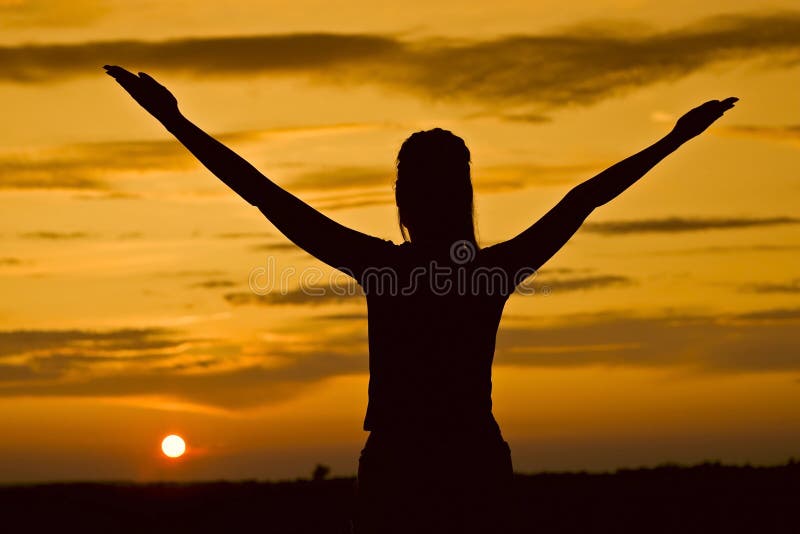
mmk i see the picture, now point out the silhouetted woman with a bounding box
[104,65,736,533]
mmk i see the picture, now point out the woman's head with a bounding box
[395,128,476,246]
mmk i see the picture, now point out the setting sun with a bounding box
[161,435,186,458]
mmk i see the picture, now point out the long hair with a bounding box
[395,128,477,246]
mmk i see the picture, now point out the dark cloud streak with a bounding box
[1,306,798,409]
[721,124,800,143]
[742,279,800,294]
[0,138,197,191]
[1,12,799,111]
[497,309,800,372]
[0,326,367,409]
[224,273,633,308]
[0,327,183,358]
[224,287,363,307]
[519,274,632,293]
[18,231,93,240]
[0,33,402,82]
[583,216,800,235]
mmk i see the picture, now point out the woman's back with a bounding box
[361,240,512,433]
[355,242,517,533]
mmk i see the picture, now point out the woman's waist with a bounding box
[360,416,510,468]
[366,411,503,442]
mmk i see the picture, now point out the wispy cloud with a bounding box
[1,306,798,410]
[287,162,592,193]
[288,166,393,191]
[0,33,401,82]
[649,244,800,256]
[0,353,365,409]
[0,326,367,409]
[0,327,184,358]
[276,161,597,210]
[285,160,590,193]
[583,216,800,235]
[16,359,368,410]
[0,138,196,191]
[224,287,363,306]
[224,273,632,308]
[721,124,800,146]
[0,125,377,192]
[250,242,308,253]
[215,231,273,239]
[313,194,395,211]
[188,279,238,289]
[496,308,800,372]
[735,308,800,321]
[154,269,229,278]
[476,163,599,190]
[742,279,800,294]
[463,109,553,123]
[316,313,368,322]
[519,274,632,294]
[3,12,799,112]
[18,231,93,240]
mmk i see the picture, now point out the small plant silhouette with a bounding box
[312,463,331,481]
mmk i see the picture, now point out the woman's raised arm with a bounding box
[104,66,391,278]
[483,97,738,288]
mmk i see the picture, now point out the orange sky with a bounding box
[1,0,799,482]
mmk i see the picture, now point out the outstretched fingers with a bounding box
[103,65,137,82]
[700,97,738,110]
[698,97,738,120]
[103,65,144,94]
[104,66,166,96]
[720,96,739,110]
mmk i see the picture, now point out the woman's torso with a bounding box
[360,241,512,433]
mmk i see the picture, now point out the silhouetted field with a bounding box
[1,461,798,533]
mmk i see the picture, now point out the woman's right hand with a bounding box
[104,65,181,124]
[671,97,738,142]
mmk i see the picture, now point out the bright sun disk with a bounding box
[161,434,186,458]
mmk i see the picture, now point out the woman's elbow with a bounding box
[566,183,598,212]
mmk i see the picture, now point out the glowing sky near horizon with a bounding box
[0,0,799,481]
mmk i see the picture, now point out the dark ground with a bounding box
[1,461,798,533]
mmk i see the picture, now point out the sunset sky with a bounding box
[1,0,799,482]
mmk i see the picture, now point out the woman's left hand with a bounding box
[670,97,738,142]
[104,65,181,123]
